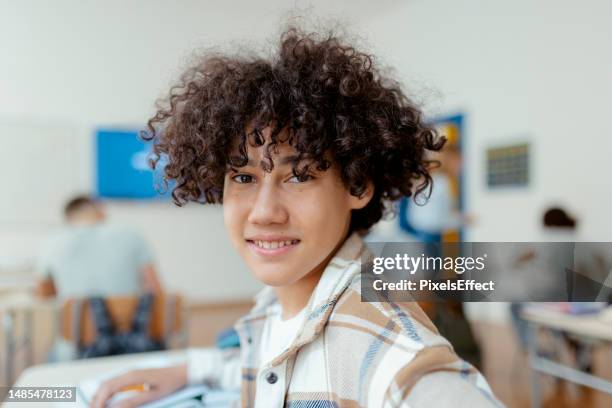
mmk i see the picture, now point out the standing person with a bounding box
[92,29,501,407]
[35,195,162,298]
[401,144,468,241]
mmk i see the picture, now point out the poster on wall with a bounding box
[486,143,530,188]
[398,114,464,243]
[95,129,170,200]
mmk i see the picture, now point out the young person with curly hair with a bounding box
[92,29,500,408]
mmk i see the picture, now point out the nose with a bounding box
[247,179,289,226]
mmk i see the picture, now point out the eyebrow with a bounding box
[246,155,299,167]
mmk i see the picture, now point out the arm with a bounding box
[140,263,163,294]
[379,345,501,408]
[34,239,57,298]
[92,347,241,408]
[386,368,502,408]
[92,364,187,408]
[123,227,161,294]
[34,276,57,299]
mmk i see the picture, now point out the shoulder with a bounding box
[39,227,78,254]
[325,275,500,407]
[400,369,502,407]
[335,273,448,344]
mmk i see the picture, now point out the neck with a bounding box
[275,268,322,320]
[274,231,350,320]
[69,219,99,227]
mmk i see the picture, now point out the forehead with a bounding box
[228,125,301,168]
[227,124,334,173]
[244,143,298,166]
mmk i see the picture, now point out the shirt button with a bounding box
[266,371,278,384]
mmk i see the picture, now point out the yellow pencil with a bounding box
[119,383,150,393]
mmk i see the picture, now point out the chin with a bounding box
[252,265,299,287]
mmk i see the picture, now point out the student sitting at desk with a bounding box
[92,28,501,407]
[35,196,164,360]
[35,195,162,299]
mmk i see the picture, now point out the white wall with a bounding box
[2,0,611,303]
[364,0,612,243]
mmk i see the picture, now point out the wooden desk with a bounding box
[2,350,187,407]
[522,306,612,341]
[521,306,612,408]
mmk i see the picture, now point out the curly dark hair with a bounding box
[144,28,445,234]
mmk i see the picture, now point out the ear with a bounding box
[348,180,374,210]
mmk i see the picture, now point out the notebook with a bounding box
[75,357,240,407]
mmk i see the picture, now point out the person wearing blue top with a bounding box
[35,195,162,298]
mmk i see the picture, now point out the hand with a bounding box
[91,364,187,408]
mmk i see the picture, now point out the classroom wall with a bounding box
[1,0,610,302]
[360,0,612,242]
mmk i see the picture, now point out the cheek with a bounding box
[292,185,352,244]
[222,193,247,241]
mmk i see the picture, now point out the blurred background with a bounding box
[1,1,611,407]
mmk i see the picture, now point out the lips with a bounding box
[245,236,301,256]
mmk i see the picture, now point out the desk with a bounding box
[2,350,187,407]
[522,306,612,408]
[0,295,54,387]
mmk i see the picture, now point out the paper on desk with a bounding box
[75,355,239,408]
[75,355,179,404]
[78,384,239,408]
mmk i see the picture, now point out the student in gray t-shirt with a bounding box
[35,195,162,299]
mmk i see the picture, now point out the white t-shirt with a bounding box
[255,303,306,408]
[258,303,306,367]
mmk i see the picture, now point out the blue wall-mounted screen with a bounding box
[95,129,169,199]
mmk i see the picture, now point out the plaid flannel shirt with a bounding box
[188,232,502,407]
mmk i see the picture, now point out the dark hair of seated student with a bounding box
[543,207,577,229]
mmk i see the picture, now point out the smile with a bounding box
[246,239,300,256]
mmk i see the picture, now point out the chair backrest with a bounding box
[59,293,183,346]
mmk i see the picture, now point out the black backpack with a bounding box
[78,293,165,358]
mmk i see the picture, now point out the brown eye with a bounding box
[232,174,254,184]
[287,173,314,183]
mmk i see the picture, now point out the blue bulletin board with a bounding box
[95,129,169,200]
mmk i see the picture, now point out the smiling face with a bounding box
[222,127,372,288]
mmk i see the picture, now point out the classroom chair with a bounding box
[57,293,188,357]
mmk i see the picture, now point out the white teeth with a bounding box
[253,240,298,249]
